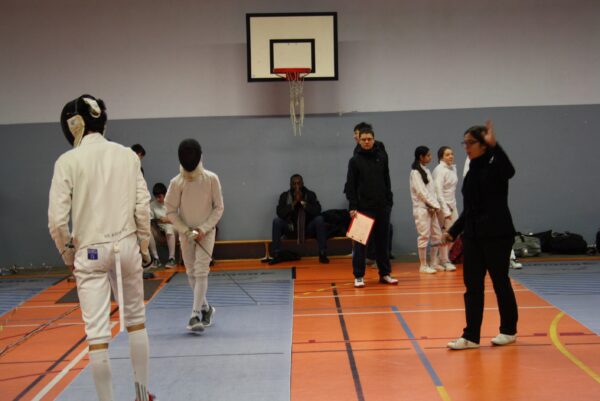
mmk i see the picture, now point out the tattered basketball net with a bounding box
[274,68,311,136]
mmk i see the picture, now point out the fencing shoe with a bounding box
[187,316,205,332]
[201,305,216,327]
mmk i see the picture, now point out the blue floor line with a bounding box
[391,306,444,387]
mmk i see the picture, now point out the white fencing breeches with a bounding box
[74,233,146,345]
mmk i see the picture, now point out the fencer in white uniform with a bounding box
[48,95,156,401]
[410,146,443,274]
[432,146,459,271]
[165,139,224,332]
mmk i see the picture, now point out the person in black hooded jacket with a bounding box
[346,126,398,287]
[444,121,518,350]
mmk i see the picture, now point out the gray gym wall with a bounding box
[1,0,599,267]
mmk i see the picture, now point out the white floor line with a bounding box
[31,322,117,401]
[31,346,89,401]
[294,304,555,317]
[295,288,530,299]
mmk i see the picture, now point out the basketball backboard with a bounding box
[246,12,338,82]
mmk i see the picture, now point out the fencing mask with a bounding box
[60,94,107,147]
[178,139,202,172]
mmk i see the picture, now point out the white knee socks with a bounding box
[89,348,113,401]
[418,247,428,267]
[149,235,159,260]
[128,328,150,401]
[439,244,449,264]
[167,234,176,260]
[192,276,208,317]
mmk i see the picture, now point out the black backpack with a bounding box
[531,230,553,252]
[548,232,588,254]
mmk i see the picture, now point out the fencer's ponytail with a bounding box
[411,146,430,184]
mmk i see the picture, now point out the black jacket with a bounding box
[346,146,393,211]
[344,141,388,195]
[448,144,516,240]
[276,187,322,228]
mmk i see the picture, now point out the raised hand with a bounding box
[484,120,497,147]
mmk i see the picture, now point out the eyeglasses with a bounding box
[461,139,479,147]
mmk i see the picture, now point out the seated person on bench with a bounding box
[149,182,177,268]
[270,174,330,264]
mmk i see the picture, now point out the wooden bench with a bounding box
[212,237,352,261]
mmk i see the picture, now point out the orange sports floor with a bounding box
[1,258,600,401]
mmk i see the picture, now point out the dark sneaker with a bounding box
[201,305,216,327]
[319,252,330,264]
[187,316,204,332]
[165,258,176,268]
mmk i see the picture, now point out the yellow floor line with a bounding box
[436,385,452,401]
[549,311,600,384]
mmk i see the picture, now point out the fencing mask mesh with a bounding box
[178,139,202,172]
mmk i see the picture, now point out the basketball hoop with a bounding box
[274,68,311,136]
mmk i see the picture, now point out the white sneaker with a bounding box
[379,275,398,285]
[447,337,480,350]
[510,259,522,269]
[419,265,437,274]
[431,264,445,272]
[491,333,517,346]
[443,262,456,271]
[354,277,365,288]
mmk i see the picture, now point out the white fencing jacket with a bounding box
[165,163,224,237]
[48,133,151,264]
[409,166,440,211]
[432,161,458,218]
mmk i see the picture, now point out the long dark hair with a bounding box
[411,146,430,184]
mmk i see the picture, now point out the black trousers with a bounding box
[461,236,518,343]
[352,208,391,279]
[367,223,393,259]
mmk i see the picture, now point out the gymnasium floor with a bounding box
[1,256,599,400]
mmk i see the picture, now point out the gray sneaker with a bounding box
[201,305,216,327]
[187,316,204,332]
